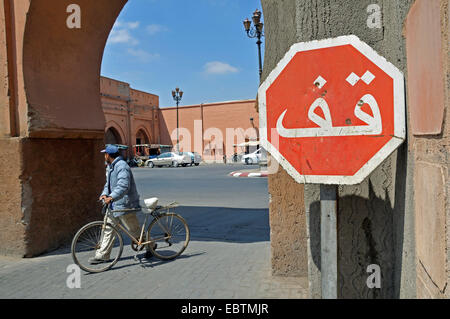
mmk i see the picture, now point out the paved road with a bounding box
[0,164,307,299]
[135,163,269,209]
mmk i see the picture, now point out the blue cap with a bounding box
[101,145,119,155]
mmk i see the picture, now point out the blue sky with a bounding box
[101,0,264,107]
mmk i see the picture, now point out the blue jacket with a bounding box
[101,156,140,216]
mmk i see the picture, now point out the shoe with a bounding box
[88,257,110,264]
[144,244,157,259]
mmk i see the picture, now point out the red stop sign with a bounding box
[259,36,405,185]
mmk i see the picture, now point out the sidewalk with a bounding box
[0,240,308,299]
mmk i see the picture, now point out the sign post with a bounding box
[320,184,338,299]
[320,184,338,298]
[258,35,406,298]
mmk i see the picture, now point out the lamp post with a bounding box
[172,87,183,152]
[250,117,259,142]
[243,9,264,80]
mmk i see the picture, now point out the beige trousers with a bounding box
[95,213,142,259]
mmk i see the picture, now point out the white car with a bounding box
[242,148,262,165]
[145,152,191,168]
[185,152,202,166]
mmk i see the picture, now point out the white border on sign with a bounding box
[258,35,406,185]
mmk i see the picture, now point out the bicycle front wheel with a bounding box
[146,213,190,260]
[71,221,123,273]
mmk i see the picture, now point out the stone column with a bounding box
[261,0,309,279]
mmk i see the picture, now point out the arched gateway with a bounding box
[0,0,127,256]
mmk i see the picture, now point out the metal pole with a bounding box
[257,38,263,80]
[320,184,338,299]
[176,100,179,152]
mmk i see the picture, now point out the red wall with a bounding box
[159,100,259,161]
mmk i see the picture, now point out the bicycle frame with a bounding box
[102,204,174,248]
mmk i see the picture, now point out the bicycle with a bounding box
[71,198,190,273]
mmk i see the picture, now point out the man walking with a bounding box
[89,145,149,264]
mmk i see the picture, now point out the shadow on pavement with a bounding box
[40,205,269,260]
[81,252,207,274]
[173,206,269,243]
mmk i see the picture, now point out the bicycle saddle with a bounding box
[144,197,159,211]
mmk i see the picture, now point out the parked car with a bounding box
[241,148,262,165]
[145,152,191,168]
[184,152,202,166]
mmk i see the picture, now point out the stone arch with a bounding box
[105,120,126,145]
[135,126,152,156]
[0,0,128,256]
[135,126,152,145]
[22,0,128,137]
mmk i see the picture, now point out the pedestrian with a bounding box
[89,145,152,264]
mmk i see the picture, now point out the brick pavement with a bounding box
[0,239,308,299]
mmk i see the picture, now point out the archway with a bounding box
[135,127,150,145]
[105,120,127,145]
[105,127,123,145]
[134,127,151,156]
[0,0,270,262]
[0,0,127,257]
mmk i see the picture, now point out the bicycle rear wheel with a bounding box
[71,221,123,273]
[146,213,190,260]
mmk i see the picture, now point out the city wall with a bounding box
[159,100,259,161]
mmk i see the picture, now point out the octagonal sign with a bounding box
[258,35,405,185]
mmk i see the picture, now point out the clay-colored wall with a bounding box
[0,0,29,137]
[0,137,106,258]
[23,0,127,138]
[0,0,9,136]
[105,113,128,143]
[203,101,259,157]
[159,100,259,159]
[405,0,449,299]
[101,76,131,100]
[0,138,25,255]
[163,105,201,152]
[159,107,178,147]
[101,76,160,153]
[101,77,130,146]
[268,168,308,276]
[261,0,308,280]
[20,138,105,257]
[0,0,12,136]
[131,88,158,107]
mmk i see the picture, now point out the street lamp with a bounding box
[243,9,264,80]
[172,88,183,152]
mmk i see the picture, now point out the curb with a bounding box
[229,171,268,178]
